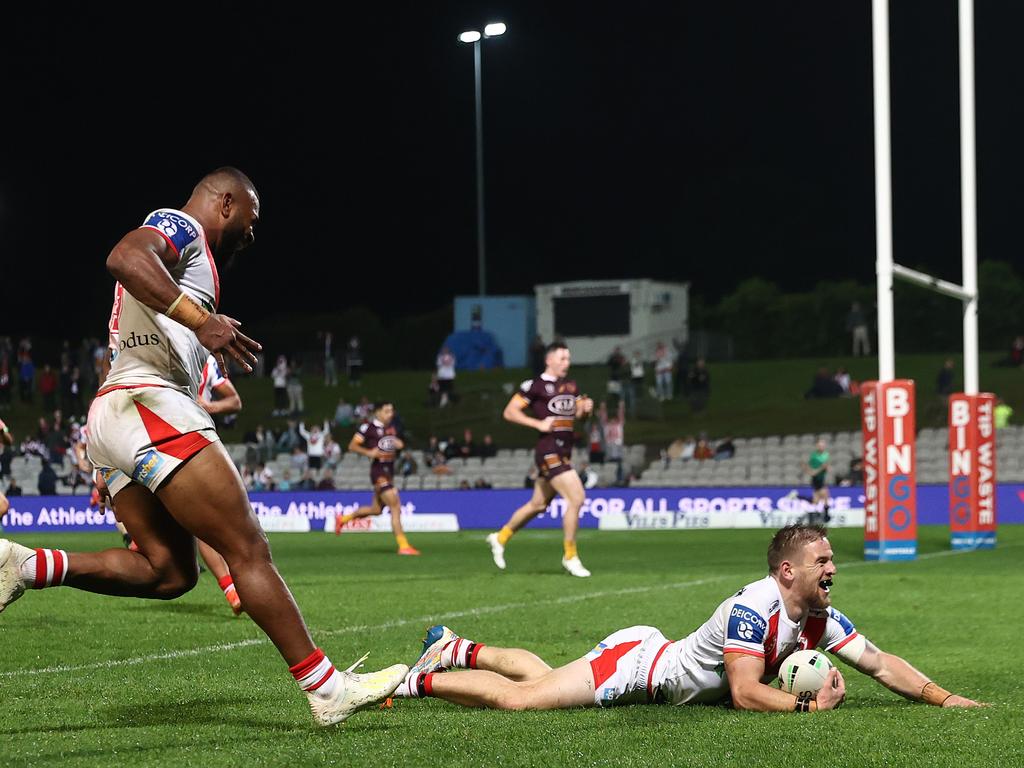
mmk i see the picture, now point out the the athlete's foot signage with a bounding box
[948,393,997,550]
[860,380,917,561]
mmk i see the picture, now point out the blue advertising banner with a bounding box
[3,485,1023,534]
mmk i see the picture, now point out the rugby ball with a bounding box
[777,649,833,697]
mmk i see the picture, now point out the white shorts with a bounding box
[585,625,673,707]
[86,384,219,497]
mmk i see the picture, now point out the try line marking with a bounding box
[1,545,1009,679]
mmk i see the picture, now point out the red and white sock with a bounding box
[21,548,69,589]
[441,637,485,669]
[218,574,241,610]
[290,648,342,699]
[396,671,435,698]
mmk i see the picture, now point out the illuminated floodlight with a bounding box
[483,22,507,37]
[458,30,481,43]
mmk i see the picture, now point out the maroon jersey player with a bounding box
[486,342,594,577]
[335,401,420,555]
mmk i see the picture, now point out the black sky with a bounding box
[2,2,1022,339]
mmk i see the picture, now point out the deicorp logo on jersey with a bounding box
[861,380,917,560]
[949,393,997,549]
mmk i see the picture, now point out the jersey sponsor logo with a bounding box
[727,604,768,644]
[828,608,856,636]
[132,449,166,484]
[143,211,199,254]
[118,331,162,351]
[548,394,576,416]
[378,435,398,452]
[769,599,780,614]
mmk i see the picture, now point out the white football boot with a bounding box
[485,532,506,570]
[307,662,409,727]
[0,539,34,613]
[561,556,592,578]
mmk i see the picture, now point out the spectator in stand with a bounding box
[6,477,22,496]
[324,434,342,471]
[398,451,418,478]
[459,479,472,490]
[259,463,276,491]
[322,331,338,386]
[474,478,492,489]
[18,351,35,404]
[0,344,11,411]
[606,347,626,406]
[529,335,546,377]
[424,436,450,474]
[714,436,736,461]
[694,433,715,461]
[317,468,336,490]
[936,359,955,402]
[460,429,477,459]
[426,374,442,408]
[0,417,13,479]
[68,366,83,417]
[673,337,691,399]
[480,434,497,460]
[995,397,1014,429]
[576,461,599,490]
[443,435,461,462]
[244,424,275,465]
[436,346,457,408]
[286,358,304,416]
[289,445,309,476]
[654,341,674,401]
[39,365,58,411]
[38,461,58,495]
[687,358,711,412]
[847,302,871,356]
[1011,337,1024,367]
[346,336,363,386]
[354,396,374,422]
[838,457,865,487]
[297,468,316,490]
[625,351,644,417]
[834,367,852,396]
[271,355,289,416]
[334,397,354,428]
[277,469,294,492]
[804,367,842,399]
[602,400,626,484]
[299,420,330,472]
[587,412,605,465]
[275,419,301,453]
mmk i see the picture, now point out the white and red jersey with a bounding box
[656,576,863,705]
[197,355,227,404]
[102,208,220,400]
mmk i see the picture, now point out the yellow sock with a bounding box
[395,533,410,550]
[338,513,356,526]
[564,540,578,560]
[496,526,515,546]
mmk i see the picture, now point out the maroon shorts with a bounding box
[371,463,394,493]
[535,448,574,480]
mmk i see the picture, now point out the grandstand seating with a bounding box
[7,425,1024,494]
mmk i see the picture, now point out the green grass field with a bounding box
[1,526,1021,767]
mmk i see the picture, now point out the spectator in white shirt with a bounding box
[271,355,289,416]
[436,347,457,408]
[299,420,331,471]
[654,342,675,401]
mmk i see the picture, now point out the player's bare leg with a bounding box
[197,538,242,615]
[334,500,380,534]
[486,479,556,570]
[549,471,589,576]
[380,488,419,555]
[402,654,594,710]
[474,645,552,681]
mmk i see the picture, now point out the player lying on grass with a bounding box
[394,524,983,712]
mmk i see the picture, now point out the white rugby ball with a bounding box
[777,649,834,697]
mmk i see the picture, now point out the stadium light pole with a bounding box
[459,22,506,296]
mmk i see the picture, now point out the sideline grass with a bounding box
[1,525,1020,767]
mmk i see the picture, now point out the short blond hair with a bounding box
[767,524,828,573]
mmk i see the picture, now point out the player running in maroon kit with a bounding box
[0,168,406,725]
[486,342,594,577]
[333,401,420,555]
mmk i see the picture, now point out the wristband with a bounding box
[165,292,211,331]
[921,681,953,706]
[794,692,814,712]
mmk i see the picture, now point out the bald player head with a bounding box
[183,167,260,261]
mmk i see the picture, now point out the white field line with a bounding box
[2,544,1014,679]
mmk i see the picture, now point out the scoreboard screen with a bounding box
[553,293,630,336]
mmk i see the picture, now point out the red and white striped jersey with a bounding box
[103,208,220,400]
[197,355,227,404]
[656,576,864,705]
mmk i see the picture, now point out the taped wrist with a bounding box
[165,292,210,331]
[921,681,953,706]
[794,692,814,712]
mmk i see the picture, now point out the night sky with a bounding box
[3,2,1022,341]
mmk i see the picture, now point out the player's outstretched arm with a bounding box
[724,653,845,712]
[845,640,985,707]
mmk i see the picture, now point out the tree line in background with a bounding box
[691,260,1024,360]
